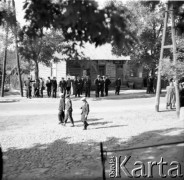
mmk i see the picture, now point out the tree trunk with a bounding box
[0,1,9,97]
[34,61,39,80]
[12,0,23,97]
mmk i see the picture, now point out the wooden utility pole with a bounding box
[171,3,180,117]
[155,3,169,112]
[155,2,180,117]
[12,0,23,97]
[1,0,10,97]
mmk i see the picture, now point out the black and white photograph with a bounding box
[0,0,184,179]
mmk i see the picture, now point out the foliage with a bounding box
[0,0,16,27]
[160,59,184,81]
[21,0,136,50]
[161,37,184,80]
[112,1,168,73]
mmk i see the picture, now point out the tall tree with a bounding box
[22,0,136,50]
[112,1,168,75]
[18,30,69,80]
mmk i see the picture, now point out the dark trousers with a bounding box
[52,89,57,98]
[35,88,40,97]
[101,87,104,97]
[80,87,84,95]
[75,88,80,97]
[64,110,74,124]
[95,86,100,97]
[105,87,109,96]
[47,88,51,97]
[115,86,120,95]
[26,87,31,98]
[58,111,65,123]
[85,87,90,97]
[40,87,44,97]
[66,87,71,94]
[0,147,3,180]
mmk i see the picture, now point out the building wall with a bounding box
[39,64,51,80]
[37,60,144,89]
[56,60,67,81]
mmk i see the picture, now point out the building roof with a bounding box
[55,43,130,61]
[79,43,130,61]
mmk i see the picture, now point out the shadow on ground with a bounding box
[2,128,184,180]
[0,99,20,103]
[91,92,166,101]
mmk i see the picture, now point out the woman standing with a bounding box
[166,79,176,109]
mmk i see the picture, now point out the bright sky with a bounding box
[15,0,128,26]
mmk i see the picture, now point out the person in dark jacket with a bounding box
[24,77,32,98]
[58,93,65,125]
[94,75,101,97]
[59,77,66,97]
[84,76,91,97]
[66,78,72,95]
[0,145,3,180]
[40,78,45,98]
[115,77,121,95]
[52,77,57,98]
[75,76,81,97]
[105,76,111,96]
[34,79,40,97]
[80,97,90,130]
[80,76,84,95]
[64,94,74,126]
[100,76,105,97]
[147,75,154,94]
[72,77,77,95]
[46,77,52,97]
[179,82,184,107]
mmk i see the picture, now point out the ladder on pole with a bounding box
[155,2,180,117]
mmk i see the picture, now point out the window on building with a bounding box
[130,69,137,77]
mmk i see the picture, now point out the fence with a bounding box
[100,140,184,180]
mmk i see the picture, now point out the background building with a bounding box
[33,43,144,89]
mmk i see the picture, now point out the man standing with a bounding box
[64,94,74,127]
[40,78,45,98]
[66,77,72,94]
[80,97,90,130]
[84,76,91,97]
[46,77,51,97]
[115,77,121,95]
[52,77,57,98]
[94,75,101,97]
[58,93,65,125]
[80,76,84,95]
[105,76,111,96]
[24,77,32,98]
[100,76,105,97]
[59,77,67,97]
[75,76,81,97]
[72,77,77,95]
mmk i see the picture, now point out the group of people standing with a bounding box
[146,75,157,94]
[24,77,45,98]
[94,75,111,97]
[94,75,122,97]
[25,75,122,99]
[58,93,90,130]
[165,78,184,109]
[58,76,91,98]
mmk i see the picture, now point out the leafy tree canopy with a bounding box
[21,0,136,49]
